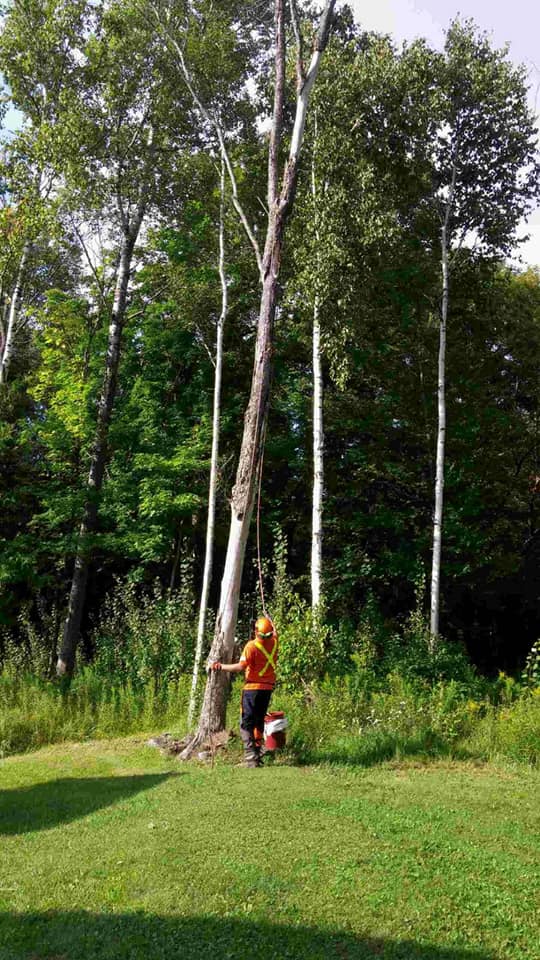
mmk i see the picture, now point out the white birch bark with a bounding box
[312,294,324,608]
[188,158,228,728]
[0,243,29,385]
[429,158,458,644]
[311,135,324,610]
[429,234,448,643]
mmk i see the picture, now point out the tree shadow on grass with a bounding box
[0,911,502,960]
[0,774,177,836]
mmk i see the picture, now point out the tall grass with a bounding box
[464,689,540,765]
[1,577,539,766]
[2,665,539,766]
[274,674,540,768]
[0,667,191,758]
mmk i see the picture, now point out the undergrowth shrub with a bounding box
[1,566,539,767]
[378,576,480,689]
[91,580,197,688]
[0,666,190,758]
[279,671,482,766]
[521,640,540,688]
[268,528,332,689]
[463,688,540,765]
[0,597,61,677]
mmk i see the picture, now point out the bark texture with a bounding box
[182,0,337,755]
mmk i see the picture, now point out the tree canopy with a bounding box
[1,1,539,682]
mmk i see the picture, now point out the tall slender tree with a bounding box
[310,117,324,611]
[167,0,338,753]
[427,20,540,641]
[56,2,197,674]
[188,156,228,728]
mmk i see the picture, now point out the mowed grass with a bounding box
[0,740,539,960]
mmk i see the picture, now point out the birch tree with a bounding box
[188,156,228,727]
[0,239,29,385]
[0,0,192,675]
[310,121,324,611]
[0,0,81,386]
[427,20,540,642]
[0,153,62,385]
[289,28,436,614]
[154,0,337,753]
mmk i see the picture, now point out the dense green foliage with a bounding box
[1,2,540,705]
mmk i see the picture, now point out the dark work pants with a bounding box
[241,689,272,747]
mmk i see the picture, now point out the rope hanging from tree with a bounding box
[256,417,268,617]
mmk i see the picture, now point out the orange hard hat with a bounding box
[255,616,274,638]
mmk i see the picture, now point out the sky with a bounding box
[348,0,540,268]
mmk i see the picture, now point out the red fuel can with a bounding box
[264,711,287,751]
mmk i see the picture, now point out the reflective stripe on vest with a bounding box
[253,637,277,676]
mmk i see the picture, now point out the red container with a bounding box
[264,711,287,751]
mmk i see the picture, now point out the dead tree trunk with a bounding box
[57,210,145,676]
[181,0,337,755]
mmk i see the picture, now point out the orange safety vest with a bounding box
[241,633,278,690]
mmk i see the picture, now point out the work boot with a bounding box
[240,728,260,768]
[242,745,259,768]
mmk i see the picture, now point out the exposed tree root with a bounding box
[146,729,234,762]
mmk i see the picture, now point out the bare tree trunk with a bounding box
[57,212,144,676]
[310,126,324,611]
[312,294,324,609]
[188,158,228,728]
[429,235,448,643]
[181,0,337,755]
[185,249,279,748]
[0,243,29,385]
[429,156,458,646]
[0,291,8,361]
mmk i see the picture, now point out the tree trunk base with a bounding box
[146,728,233,761]
[179,727,232,761]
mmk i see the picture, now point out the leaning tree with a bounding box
[152,0,338,754]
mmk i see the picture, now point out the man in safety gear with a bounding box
[211,615,278,768]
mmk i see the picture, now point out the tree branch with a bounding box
[69,214,107,302]
[288,0,305,90]
[147,1,263,280]
[287,0,336,166]
[268,0,286,210]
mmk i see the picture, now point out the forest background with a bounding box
[1,0,540,765]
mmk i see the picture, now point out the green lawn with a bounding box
[1,739,539,960]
